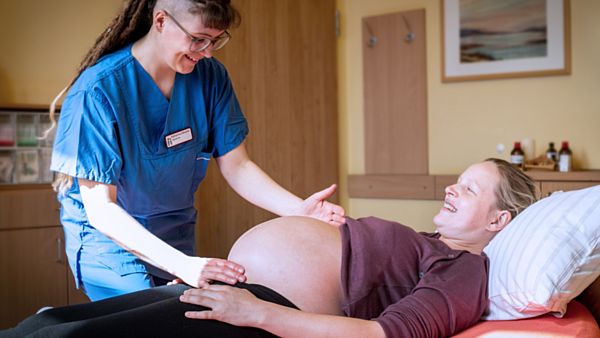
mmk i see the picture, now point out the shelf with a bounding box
[524,170,600,181]
[0,104,58,111]
[348,171,600,200]
[0,108,58,184]
[348,174,454,200]
[0,183,54,190]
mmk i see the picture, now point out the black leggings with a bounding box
[0,283,298,338]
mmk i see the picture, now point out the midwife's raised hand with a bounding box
[299,184,346,226]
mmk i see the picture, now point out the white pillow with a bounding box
[483,184,600,320]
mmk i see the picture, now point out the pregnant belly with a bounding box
[228,216,343,315]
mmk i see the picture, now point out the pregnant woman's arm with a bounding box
[180,286,385,338]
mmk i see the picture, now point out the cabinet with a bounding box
[526,170,600,197]
[0,107,57,184]
[0,185,88,329]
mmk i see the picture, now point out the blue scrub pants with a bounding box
[79,252,168,301]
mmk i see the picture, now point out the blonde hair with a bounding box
[485,158,538,220]
[49,0,240,194]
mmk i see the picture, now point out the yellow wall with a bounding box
[1,1,598,232]
[0,0,123,104]
[337,0,600,231]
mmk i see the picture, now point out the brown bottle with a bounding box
[558,141,572,172]
[510,142,525,167]
[545,142,557,162]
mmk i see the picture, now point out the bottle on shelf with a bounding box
[510,142,525,168]
[520,138,535,162]
[545,142,558,170]
[545,142,557,162]
[558,141,572,172]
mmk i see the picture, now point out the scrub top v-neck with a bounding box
[51,44,248,282]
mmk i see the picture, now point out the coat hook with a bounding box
[364,21,378,48]
[402,15,415,43]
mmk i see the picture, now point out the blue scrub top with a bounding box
[50,44,248,282]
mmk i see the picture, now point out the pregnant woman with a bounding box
[1,158,537,338]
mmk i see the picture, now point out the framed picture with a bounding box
[441,0,571,82]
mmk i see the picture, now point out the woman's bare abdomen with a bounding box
[228,216,343,315]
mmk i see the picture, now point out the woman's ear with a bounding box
[487,210,512,232]
[154,11,167,32]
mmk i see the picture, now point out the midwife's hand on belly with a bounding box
[177,256,247,288]
[180,284,262,326]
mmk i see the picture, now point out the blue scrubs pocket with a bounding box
[191,151,211,194]
[119,146,209,216]
[88,230,148,277]
[95,248,148,277]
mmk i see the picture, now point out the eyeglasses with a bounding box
[163,10,231,53]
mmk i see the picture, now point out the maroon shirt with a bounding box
[340,217,488,338]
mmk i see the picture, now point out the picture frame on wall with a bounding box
[441,0,571,82]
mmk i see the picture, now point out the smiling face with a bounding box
[157,10,226,74]
[433,161,505,252]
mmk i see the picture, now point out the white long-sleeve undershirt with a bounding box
[79,180,196,281]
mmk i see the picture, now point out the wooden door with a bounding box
[195,0,339,259]
[0,227,68,329]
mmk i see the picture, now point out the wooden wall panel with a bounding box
[0,185,59,230]
[348,171,600,200]
[0,227,68,328]
[363,10,428,175]
[540,181,599,197]
[348,174,434,200]
[195,0,339,259]
[434,175,458,200]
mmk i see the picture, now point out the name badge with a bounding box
[165,128,193,148]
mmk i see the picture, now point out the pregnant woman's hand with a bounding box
[180,284,263,326]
